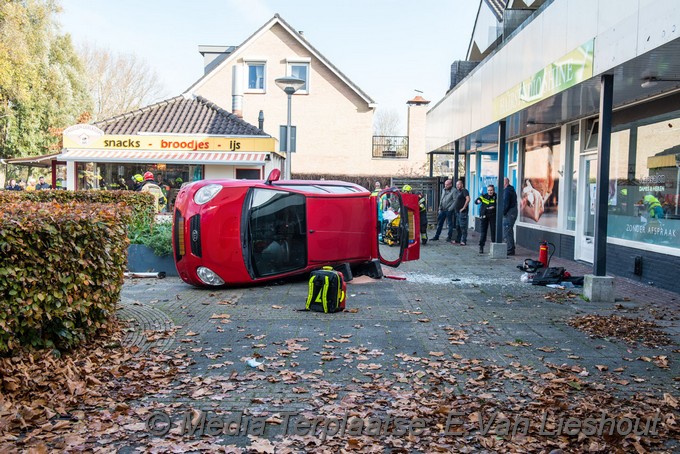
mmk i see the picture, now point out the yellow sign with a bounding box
[493,40,594,121]
[63,132,276,152]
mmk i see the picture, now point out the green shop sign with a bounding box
[493,39,594,121]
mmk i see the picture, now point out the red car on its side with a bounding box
[172,170,420,287]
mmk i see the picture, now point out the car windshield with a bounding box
[246,188,307,277]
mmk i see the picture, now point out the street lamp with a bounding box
[274,76,305,180]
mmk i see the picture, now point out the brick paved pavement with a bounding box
[118,228,679,449]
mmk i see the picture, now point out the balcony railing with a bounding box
[372,136,409,159]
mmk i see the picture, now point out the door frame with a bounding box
[575,152,598,262]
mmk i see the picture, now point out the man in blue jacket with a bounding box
[502,177,518,255]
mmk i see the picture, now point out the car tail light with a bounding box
[189,215,202,257]
[174,209,185,258]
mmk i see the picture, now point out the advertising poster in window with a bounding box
[605,121,680,250]
[520,145,561,228]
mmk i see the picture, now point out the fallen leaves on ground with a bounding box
[567,314,673,347]
[543,291,580,303]
[2,313,679,453]
[0,319,189,451]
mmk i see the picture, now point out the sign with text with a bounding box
[63,126,276,152]
[493,40,594,121]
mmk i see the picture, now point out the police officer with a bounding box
[475,184,497,254]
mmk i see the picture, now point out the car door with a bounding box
[376,189,421,267]
[306,194,373,264]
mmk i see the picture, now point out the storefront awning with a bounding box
[58,149,269,165]
[3,152,61,168]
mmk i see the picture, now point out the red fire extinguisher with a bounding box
[538,240,549,267]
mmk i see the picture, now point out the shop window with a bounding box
[509,141,519,164]
[519,138,561,229]
[246,61,266,92]
[585,118,599,150]
[76,162,102,190]
[236,168,261,180]
[606,114,680,249]
[565,124,580,231]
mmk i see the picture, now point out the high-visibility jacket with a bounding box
[475,193,497,217]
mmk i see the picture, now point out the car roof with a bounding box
[203,179,370,195]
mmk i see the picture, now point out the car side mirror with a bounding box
[265,169,281,185]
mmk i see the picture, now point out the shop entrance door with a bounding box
[577,155,597,262]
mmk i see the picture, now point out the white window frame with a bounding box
[286,58,311,94]
[245,60,266,93]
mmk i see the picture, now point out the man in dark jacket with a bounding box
[502,177,518,255]
[453,179,470,245]
[35,176,51,190]
[475,184,497,254]
[432,179,455,241]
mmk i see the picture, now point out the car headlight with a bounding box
[194,184,222,205]
[196,267,225,286]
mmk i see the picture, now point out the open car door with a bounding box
[376,189,420,267]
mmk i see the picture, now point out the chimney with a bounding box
[406,96,431,161]
[232,66,243,118]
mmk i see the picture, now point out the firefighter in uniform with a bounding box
[402,184,428,245]
[475,184,497,254]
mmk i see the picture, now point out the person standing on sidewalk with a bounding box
[453,179,470,245]
[475,184,497,254]
[431,179,455,241]
[502,177,518,255]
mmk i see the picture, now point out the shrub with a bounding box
[128,219,173,257]
[0,199,131,354]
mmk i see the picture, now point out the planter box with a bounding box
[127,244,178,276]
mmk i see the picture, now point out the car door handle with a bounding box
[309,230,315,233]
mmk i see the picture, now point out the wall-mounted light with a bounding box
[265,153,271,161]
[640,76,680,88]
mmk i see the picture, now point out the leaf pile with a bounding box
[114,353,678,453]
[0,320,189,450]
[1,314,678,452]
[567,314,673,347]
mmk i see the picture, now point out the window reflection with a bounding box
[607,115,680,248]
[248,188,307,276]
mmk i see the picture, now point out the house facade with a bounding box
[188,14,429,178]
[427,0,680,292]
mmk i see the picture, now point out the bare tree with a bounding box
[79,44,167,121]
[373,108,401,136]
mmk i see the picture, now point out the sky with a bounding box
[57,0,480,134]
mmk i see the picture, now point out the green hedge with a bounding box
[0,189,156,227]
[0,194,135,354]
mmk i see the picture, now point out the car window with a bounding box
[247,188,307,277]
[278,184,361,194]
[317,185,361,194]
[278,185,329,194]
